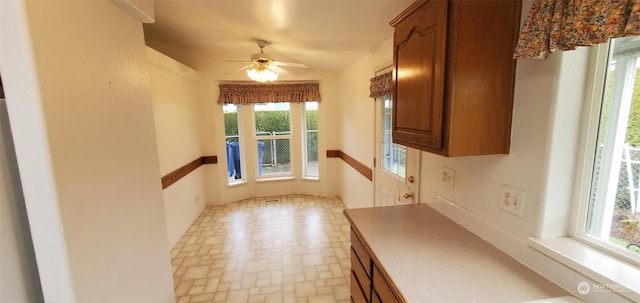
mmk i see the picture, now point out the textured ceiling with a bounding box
[143,0,414,72]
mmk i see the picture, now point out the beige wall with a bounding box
[147,47,207,248]
[0,1,175,302]
[333,39,395,209]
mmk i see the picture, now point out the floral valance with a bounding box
[369,72,392,99]
[218,82,320,104]
[514,0,640,59]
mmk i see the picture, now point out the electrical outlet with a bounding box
[441,166,455,189]
[499,185,525,218]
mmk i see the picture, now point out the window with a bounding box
[381,93,406,178]
[304,102,319,178]
[577,36,640,265]
[224,104,243,184]
[253,102,292,178]
[223,101,317,182]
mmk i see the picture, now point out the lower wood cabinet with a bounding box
[351,271,368,303]
[350,228,402,303]
[373,266,399,303]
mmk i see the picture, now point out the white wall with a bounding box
[334,39,394,209]
[419,52,570,239]
[0,1,175,302]
[147,47,206,248]
[0,99,44,303]
[146,42,341,204]
[416,0,584,245]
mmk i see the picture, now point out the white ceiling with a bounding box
[143,0,414,72]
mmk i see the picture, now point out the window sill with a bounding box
[528,236,640,302]
[255,176,295,182]
[227,179,247,187]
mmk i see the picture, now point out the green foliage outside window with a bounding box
[626,69,640,146]
[224,109,318,135]
[255,111,291,133]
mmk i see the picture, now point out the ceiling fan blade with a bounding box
[223,59,253,63]
[225,64,254,75]
[270,65,291,76]
[273,61,308,68]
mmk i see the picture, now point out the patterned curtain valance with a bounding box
[369,72,392,99]
[218,82,320,104]
[514,0,640,59]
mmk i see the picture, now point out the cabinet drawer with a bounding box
[350,271,368,303]
[351,248,371,300]
[350,229,372,277]
[373,266,400,303]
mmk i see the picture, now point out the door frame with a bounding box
[372,66,421,207]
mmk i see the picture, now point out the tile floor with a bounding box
[170,195,352,303]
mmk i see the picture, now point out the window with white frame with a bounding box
[224,102,318,182]
[576,36,640,265]
[224,103,243,184]
[253,102,292,178]
[303,102,319,178]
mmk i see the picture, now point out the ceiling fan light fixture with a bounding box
[246,66,278,83]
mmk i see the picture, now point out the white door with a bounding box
[374,93,420,207]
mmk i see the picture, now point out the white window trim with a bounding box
[227,102,318,183]
[225,104,246,186]
[571,40,640,267]
[524,41,640,302]
[302,102,319,180]
[528,237,640,300]
[252,103,294,180]
[572,42,610,248]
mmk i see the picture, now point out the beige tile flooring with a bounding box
[170,195,352,303]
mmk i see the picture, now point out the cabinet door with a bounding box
[392,0,448,151]
[373,266,400,303]
[350,271,368,303]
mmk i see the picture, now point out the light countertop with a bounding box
[344,204,572,302]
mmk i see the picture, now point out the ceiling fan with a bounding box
[224,40,308,82]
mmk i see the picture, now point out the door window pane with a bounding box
[382,94,406,178]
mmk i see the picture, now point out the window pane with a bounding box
[305,102,319,178]
[254,103,291,177]
[258,138,291,175]
[587,37,640,259]
[254,103,290,135]
[381,93,406,178]
[223,104,242,182]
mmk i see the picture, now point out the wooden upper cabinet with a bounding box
[390,0,522,157]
